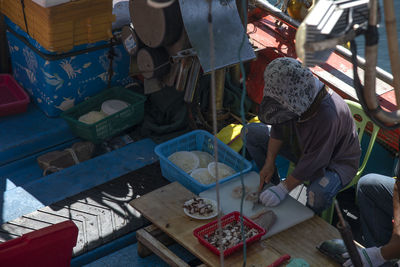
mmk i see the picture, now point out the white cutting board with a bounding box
[200,171,314,239]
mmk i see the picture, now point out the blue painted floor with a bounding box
[0,104,76,166]
[83,242,196,267]
[0,102,159,224]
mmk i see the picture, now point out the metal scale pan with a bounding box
[178,0,256,73]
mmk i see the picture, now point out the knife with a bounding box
[252,183,270,210]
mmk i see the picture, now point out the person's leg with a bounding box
[357,173,394,247]
[306,170,342,214]
[241,123,281,184]
[241,123,270,170]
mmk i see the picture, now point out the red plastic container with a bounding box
[0,220,78,267]
[193,211,266,257]
[0,74,30,116]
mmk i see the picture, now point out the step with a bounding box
[0,138,158,224]
[0,104,76,166]
[0,140,77,191]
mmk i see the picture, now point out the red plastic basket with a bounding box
[0,74,30,117]
[193,211,266,257]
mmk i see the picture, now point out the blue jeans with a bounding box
[357,173,394,247]
[242,123,344,214]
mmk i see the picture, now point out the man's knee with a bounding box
[357,173,381,194]
[307,180,337,213]
[307,187,331,214]
[241,123,258,137]
[307,172,342,213]
[241,123,269,143]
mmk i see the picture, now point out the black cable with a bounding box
[107,36,117,88]
[20,0,29,35]
[350,39,400,130]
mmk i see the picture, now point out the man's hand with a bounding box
[259,137,283,191]
[342,247,385,267]
[259,182,288,207]
[259,162,275,191]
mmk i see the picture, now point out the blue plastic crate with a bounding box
[155,130,252,194]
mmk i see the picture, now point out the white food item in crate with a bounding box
[190,168,215,185]
[168,151,199,173]
[78,111,107,125]
[208,162,236,179]
[32,0,70,7]
[191,151,215,168]
[101,99,129,115]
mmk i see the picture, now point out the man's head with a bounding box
[259,57,323,124]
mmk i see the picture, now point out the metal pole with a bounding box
[334,201,363,267]
[230,65,241,88]
[214,68,226,111]
[230,0,249,88]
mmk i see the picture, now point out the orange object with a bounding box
[1,0,114,52]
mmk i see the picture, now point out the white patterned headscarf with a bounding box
[259,57,323,124]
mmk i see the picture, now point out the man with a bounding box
[342,174,400,266]
[242,57,361,213]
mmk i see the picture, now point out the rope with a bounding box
[43,166,63,176]
[207,0,224,265]
[65,148,81,165]
[207,0,250,264]
[130,61,171,76]
[238,0,249,265]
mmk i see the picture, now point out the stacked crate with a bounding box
[0,0,114,52]
[2,0,133,117]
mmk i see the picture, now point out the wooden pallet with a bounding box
[136,224,206,267]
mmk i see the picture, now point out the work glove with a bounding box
[342,247,385,267]
[259,182,288,207]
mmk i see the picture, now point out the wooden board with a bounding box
[130,182,342,267]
